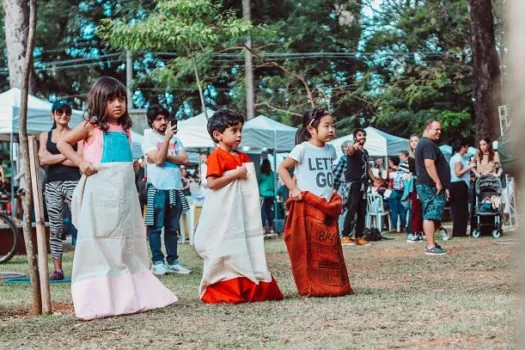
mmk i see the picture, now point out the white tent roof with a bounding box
[175,109,216,149]
[330,126,409,158]
[130,131,144,160]
[240,115,297,152]
[0,88,84,134]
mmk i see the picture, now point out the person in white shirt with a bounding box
[142,105,192,276]
[449,139,474,237]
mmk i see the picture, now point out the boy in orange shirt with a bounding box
[193,109,283,304]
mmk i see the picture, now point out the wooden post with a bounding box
[28,136,52,314]
[18,0,41,316]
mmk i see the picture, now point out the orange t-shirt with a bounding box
[206,147,251,178]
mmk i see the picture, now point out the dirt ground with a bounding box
[0,233,519,349]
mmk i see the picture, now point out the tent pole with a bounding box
[10,106,15,216]
[273,131,278,230]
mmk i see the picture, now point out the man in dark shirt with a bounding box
[337,128,378,246]
[415,119,451,256]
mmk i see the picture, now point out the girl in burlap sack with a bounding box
[278,107,353,297]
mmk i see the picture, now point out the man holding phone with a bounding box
[142,105,192,275]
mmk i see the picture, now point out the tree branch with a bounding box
[246,44,315,107]
[255,101,302,117]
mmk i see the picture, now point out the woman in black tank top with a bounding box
[38,100,82,280]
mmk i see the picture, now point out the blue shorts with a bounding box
[416,184,446,221]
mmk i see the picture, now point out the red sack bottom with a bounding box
[201,276,284,304]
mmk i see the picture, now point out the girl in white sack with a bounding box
[58,76,177,320]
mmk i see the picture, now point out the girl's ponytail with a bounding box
[296,107,328,144]
[295,127,310,145]
[51,120,57,130]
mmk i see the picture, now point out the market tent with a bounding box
[329,126,409,158]
[175,108,216,149]
[240,115,298,152]
[130,131,144,160]
[0,88,84,134]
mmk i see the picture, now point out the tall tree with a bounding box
[468,0,502,140]
[98,0,253,118]
[362,0,475,143]
[3,0,29,89]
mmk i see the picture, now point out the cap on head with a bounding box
[52,100,71,113]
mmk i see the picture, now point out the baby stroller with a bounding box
[471,175,503,238]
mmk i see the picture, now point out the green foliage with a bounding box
[362,0,474,143]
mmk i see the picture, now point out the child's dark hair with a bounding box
[261,159,272,175]
[452,139,469,153]
[146,104,170,127]
[295,107,330,144]
[207,109,244,143]
[85,76,132,132]
[390,156,400,167]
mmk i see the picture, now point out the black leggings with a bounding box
[450,181,469,236]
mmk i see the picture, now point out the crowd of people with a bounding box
[1,75,508,320]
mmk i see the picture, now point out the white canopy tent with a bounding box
[175,108,216,150]
[0,88,84,134]
[330,126,409,159]
[240,115,298,152]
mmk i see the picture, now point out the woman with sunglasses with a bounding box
[38,100,82,280]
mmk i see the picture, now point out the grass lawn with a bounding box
[0,233,518,349]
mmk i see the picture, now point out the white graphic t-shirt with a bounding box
[289,141,337,201]
[142,129,184,190]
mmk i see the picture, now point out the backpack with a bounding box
[393,171,405,191]
[364,228,382,241]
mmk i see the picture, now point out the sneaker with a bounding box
[406,233,414,241]
[49,270,64,281]
[167,263,192,275]
[425,244,448,256]
[440,228,449,241]
[407,234,423,243]
[341,236,356,246]
[355,237,371,246]
[151,262,170,275]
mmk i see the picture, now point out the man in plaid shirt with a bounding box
[333,140,352,208]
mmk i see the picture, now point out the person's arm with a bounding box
[145,126,177,165]
[277,157,301,201]
[38,132,67,166]
[57,123,96,176]
[470,155,481,177]
[166,148,189,166]
[368,167,378,183]
[346,142,363,156]
[424,158,443,192]
[207,167,247,190]
[455,160,473,177]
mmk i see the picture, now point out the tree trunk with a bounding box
[468,0,502,140]
[18,0,41,316]
[3,0,29,89]
[243,0,255,119]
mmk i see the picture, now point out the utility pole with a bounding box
[126,50,133,109]
[243,0,255,119]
